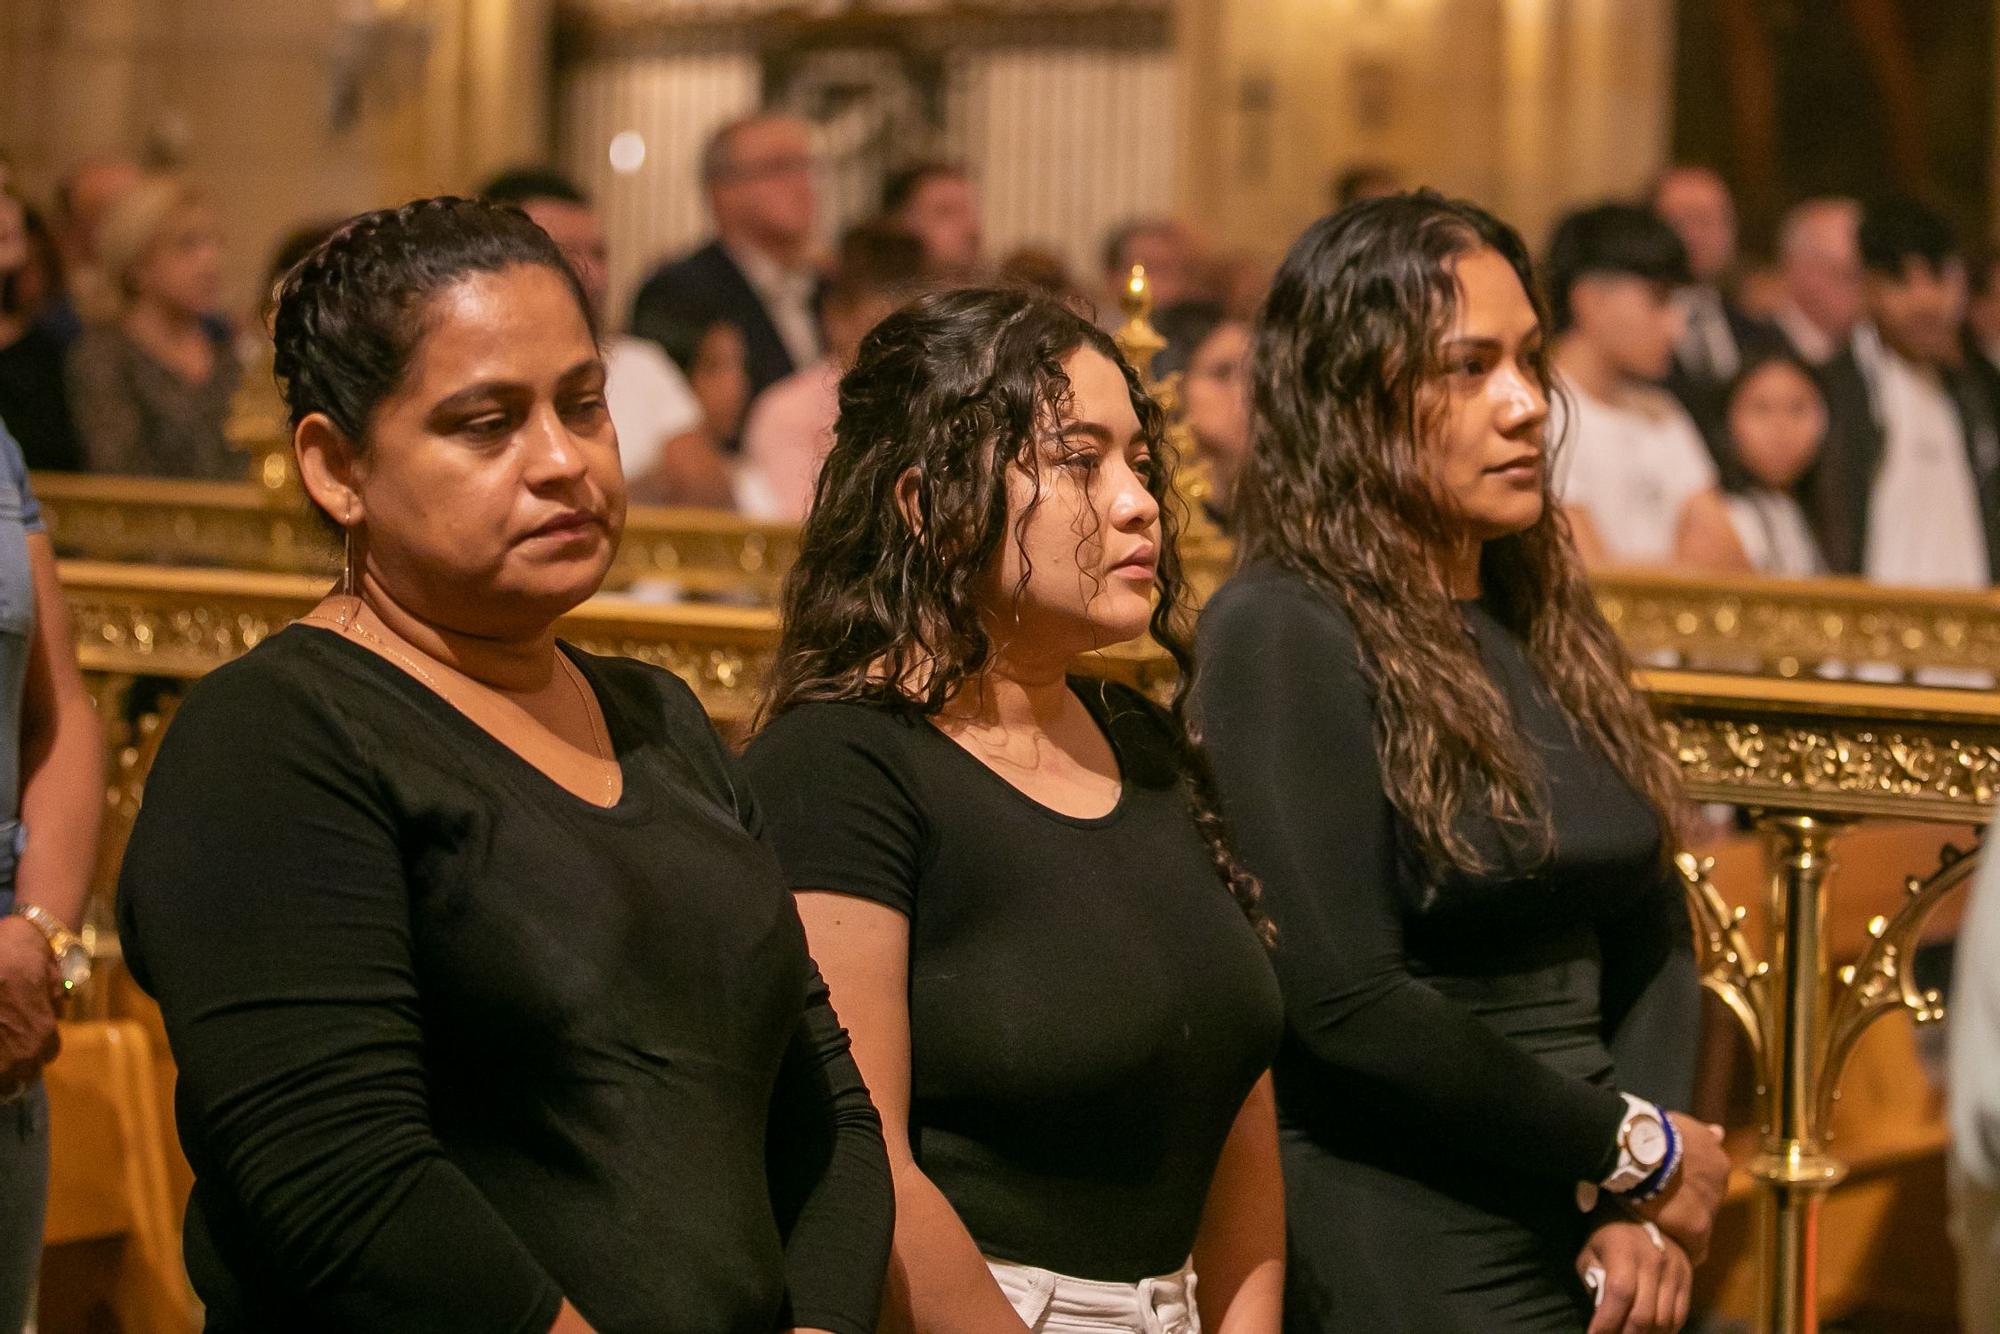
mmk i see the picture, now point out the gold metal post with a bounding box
[1680,820,1971,1334]
[1750,814,1849,1334]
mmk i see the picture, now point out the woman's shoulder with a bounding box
[1201,560,1362,656]
[745,697,921,768]
[563,646,712,732]
[152,626,384,773]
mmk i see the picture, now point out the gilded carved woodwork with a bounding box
[47,473,2000,685]
[37,475,800,603]
[1640,669,2000,822]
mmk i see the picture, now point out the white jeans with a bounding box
[986,1256,1200,1334]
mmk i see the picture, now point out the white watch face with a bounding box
[1628,1116,1668,1168]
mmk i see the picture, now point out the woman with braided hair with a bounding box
[115,197,893,1334]
[742,287,1284,1334]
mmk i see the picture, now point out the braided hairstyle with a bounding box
[763,286,1270,944]
[270,196,594,474]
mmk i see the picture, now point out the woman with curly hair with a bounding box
[1192,193,1730,1334]
[743,287,1283,1334]
[116,197,892,1334]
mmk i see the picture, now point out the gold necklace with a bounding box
[307,598,619,801]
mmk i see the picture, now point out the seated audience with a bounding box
[1719,353,1829,577]
[117,197,893,1332]
[1772,198,1864,367]
[1652,165,1780,457]
[0,176,83,470]
[1154,300,1251,519]
[482,167,731,506]
[630,113,822,417]
[1845,198,2000,588]
[1100,217,1195,320]
[655,315,753,455]
[44,153,141,341]
[997,245,1090,312]
[1546,203,1738,569]
[67,176,240,478]
[738,223,922,521]
[1968,247,2000,376]
[882,161,982,279]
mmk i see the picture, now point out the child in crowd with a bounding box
[1720,353,1829,577]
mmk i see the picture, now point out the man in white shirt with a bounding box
[482,169,731,506]
[1545,202,1738,570]
[1849,197,2000,588]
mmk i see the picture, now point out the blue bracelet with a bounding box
[1626,1109,1681,1204]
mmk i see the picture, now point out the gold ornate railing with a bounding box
[44,473,2000,690]
[36,474,800,603]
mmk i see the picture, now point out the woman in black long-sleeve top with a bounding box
[1192,193,1732,1334]
[115,198,892,1334]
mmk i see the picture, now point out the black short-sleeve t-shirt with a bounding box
[744,678,1282,1282]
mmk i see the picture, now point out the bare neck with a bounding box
[348,571,560,695]
[938,649,1074,735]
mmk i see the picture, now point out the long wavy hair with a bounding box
[764,286,1268,941]
[1233,191,1683,880]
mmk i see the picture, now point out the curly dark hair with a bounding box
[1233,191,1684,880]
[271,195,593,450]
[764,286,1269,942]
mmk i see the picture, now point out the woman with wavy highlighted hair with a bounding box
[1193,193,1728,1334]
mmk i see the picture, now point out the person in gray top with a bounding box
[66,175,239,478]
[0,417,106,1328]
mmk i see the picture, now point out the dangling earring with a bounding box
[339,513,359,628]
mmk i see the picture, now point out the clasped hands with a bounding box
[1578,1112,1731,1334]
[0,914,62,1101]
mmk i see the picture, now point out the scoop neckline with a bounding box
[916,679,1133,830]
[292,622,655,823]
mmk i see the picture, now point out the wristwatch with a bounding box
[1602,1093,1671,1194]
[13,903,91,996]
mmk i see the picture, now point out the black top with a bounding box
[743,680,1282,1282]
[1193,563,1698,1333]
[117,626,893,1334]
[0,324,83,471]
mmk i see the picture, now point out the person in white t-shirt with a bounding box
[1545,203,1744,570]
[481,167,733,507]
[1852,197,1999,589]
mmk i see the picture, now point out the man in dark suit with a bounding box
[1652,165,1780,460]
[629,113,822,438]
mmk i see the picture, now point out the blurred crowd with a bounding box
[2,116,1996,589]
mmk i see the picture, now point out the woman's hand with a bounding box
[1631,1113,1731,1262]
[1577,1217,1691,1333]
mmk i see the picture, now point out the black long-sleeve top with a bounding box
[1193,562,1698,1329]
[117,626,893,1334]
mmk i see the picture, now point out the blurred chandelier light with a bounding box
[608,131,647,174]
